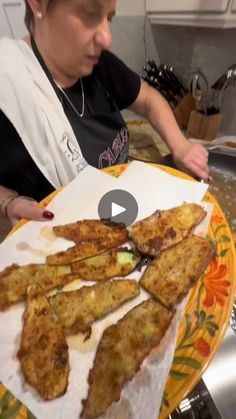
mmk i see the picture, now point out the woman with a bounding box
[0,0,209,226]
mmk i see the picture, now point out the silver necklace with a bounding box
[55,78,85,118]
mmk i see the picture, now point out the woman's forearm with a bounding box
[129,80,189,154]
[129,80,209,180]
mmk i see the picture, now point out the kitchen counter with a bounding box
[202,325,236,419]
[171,324,236,419]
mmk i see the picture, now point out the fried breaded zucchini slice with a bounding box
[17,284,69,401]
[129,203,206,256]
[140,235,215,308]
[49,279,140,336]
[0,263,76,310]
[71,249,140,281]
[46,237,125,266]
[81,299,173,419]
[53,219,128,244]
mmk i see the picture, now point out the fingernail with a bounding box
[43,210,54,220]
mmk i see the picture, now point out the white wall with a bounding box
[111,16,159,73]
[111,1,158,73]
[116,0,145,16]
[0,0,26,39]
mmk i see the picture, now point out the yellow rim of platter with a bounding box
[2,163,236,419]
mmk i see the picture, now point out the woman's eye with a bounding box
[80,8,114,25]
[84,11,98,21]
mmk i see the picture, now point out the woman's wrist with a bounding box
[0,193,37,220]
[3,194,54,226]
[6,196,36,220]
[0,190,19,218]
[168,136,192,162]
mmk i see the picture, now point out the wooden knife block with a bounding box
[173,93,196,130]
[186,111,223,141]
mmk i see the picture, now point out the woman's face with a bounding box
[33,0,116,79]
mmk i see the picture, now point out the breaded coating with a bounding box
[140,235,215,308]
[17,284,69,400]
[53,219,128,244]
[81,299,173,419]
[46,237,125,266]
[71,249,140,281]
[49,279,140,336]
[0,263,75,310]
[129,203,206,256]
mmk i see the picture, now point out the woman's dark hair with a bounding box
[24,1,34,32]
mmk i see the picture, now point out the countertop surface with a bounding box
[203,325,236,419]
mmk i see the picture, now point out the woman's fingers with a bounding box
[173,143,209,180]
[180,159,209,180]
[189,162,209,181]
[187,151,209,180]
[175,160,209,181]
[7,197,54,226]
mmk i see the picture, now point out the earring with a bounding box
[36,11,42,19]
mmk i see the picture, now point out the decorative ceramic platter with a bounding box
[0,163,235,419]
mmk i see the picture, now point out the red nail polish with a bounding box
[43,210,54,220]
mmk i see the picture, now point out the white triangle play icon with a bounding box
[98,189,138,227]
[111,202,126,217]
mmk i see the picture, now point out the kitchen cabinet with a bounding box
[146,0,236,28]
[146,0,229,14]
[0,0,26,39]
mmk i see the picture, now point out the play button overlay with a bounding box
[98,189,138,227]
[112,202,126,217]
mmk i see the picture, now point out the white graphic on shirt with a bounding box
[60,132,88,173]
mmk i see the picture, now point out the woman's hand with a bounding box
[172,141,209,181]
[6,196,54,227]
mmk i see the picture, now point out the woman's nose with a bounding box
[95,19,112,50]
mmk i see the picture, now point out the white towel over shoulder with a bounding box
[0,37,88,189]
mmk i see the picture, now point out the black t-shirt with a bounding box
[0,50,141,201]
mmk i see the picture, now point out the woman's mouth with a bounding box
[86,55,100,65]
